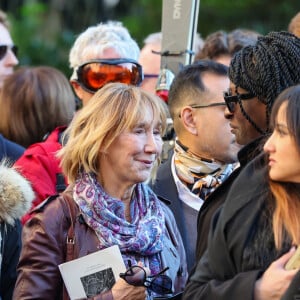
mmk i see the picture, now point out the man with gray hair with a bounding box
[69,21,142,106]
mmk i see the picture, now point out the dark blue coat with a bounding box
[0,135,24,162]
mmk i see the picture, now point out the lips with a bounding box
[268,157,276,166]
[139,159,154,167]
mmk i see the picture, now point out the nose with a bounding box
[4,48,19,67]
[263,134,275,153]
[144,133,161,155]
[224,105,233,119]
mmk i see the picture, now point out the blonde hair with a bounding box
[271,182,300,248]
[59,83,167,183]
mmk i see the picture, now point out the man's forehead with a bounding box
[79,47,123,65]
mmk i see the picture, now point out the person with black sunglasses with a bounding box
[184,31,300,300]
[0,10,18,90]
[0,10,24,164]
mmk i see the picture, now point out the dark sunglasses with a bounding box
[119,261,172,295]
[76,58,143,93]
[0,45,18,60]
[223,90,255,113]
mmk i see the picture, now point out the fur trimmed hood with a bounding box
[0,162,34,225]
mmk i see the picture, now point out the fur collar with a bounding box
[0,162,34,225]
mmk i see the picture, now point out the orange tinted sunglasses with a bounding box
[76,58,143,93]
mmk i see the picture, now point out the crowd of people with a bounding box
[0,7,300,300]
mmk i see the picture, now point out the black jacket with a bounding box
[195,137,265,261]
[183,152,269,300]
[151,153,195,272]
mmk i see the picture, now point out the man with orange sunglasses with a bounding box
[69,21,142,107]
[14,21,143,223]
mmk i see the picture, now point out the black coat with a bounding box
[183,152,283,300]
[195,137,265,261]
[152,138,265,274]
[0,221,22,300]
[151,154,195,272]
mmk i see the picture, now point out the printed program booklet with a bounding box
[59,245,126,300]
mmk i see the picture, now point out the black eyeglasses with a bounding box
[0,45,18,60]
[191,102,226,109]
[223,90,255,113]
[178,102,226,118]
[119,260,172,295]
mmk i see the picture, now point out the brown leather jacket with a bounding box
[13,188,187,300]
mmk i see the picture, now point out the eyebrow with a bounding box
[275,123,288,131]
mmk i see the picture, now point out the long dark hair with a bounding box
[268,85,300,248]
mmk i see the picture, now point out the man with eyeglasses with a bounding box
[14,21,143,224]
[151,59,241,273]
[184,31,300,300]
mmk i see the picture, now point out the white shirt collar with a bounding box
[171,154,204,211]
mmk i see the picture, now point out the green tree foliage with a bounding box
[1,0,299,76]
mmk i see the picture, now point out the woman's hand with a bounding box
[112,277,147,300]
[254,248,299,300]
[112,262,150,300]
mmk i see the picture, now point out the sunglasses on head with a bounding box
[75,58,143,93]
[119,260,172,295]
[223,90,255,113]
[0,45,18,60]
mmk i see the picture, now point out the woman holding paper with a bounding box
[13,83,187,300]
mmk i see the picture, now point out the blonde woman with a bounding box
[14,83,187,300]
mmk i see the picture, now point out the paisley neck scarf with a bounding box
[174,140,234,199]
[73,172,165,274]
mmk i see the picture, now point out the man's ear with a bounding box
[180,106,198,135]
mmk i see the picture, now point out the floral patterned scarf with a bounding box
[73,172,165,274]
[174,139,234,200]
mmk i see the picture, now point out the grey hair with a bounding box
[69,21,140,79]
